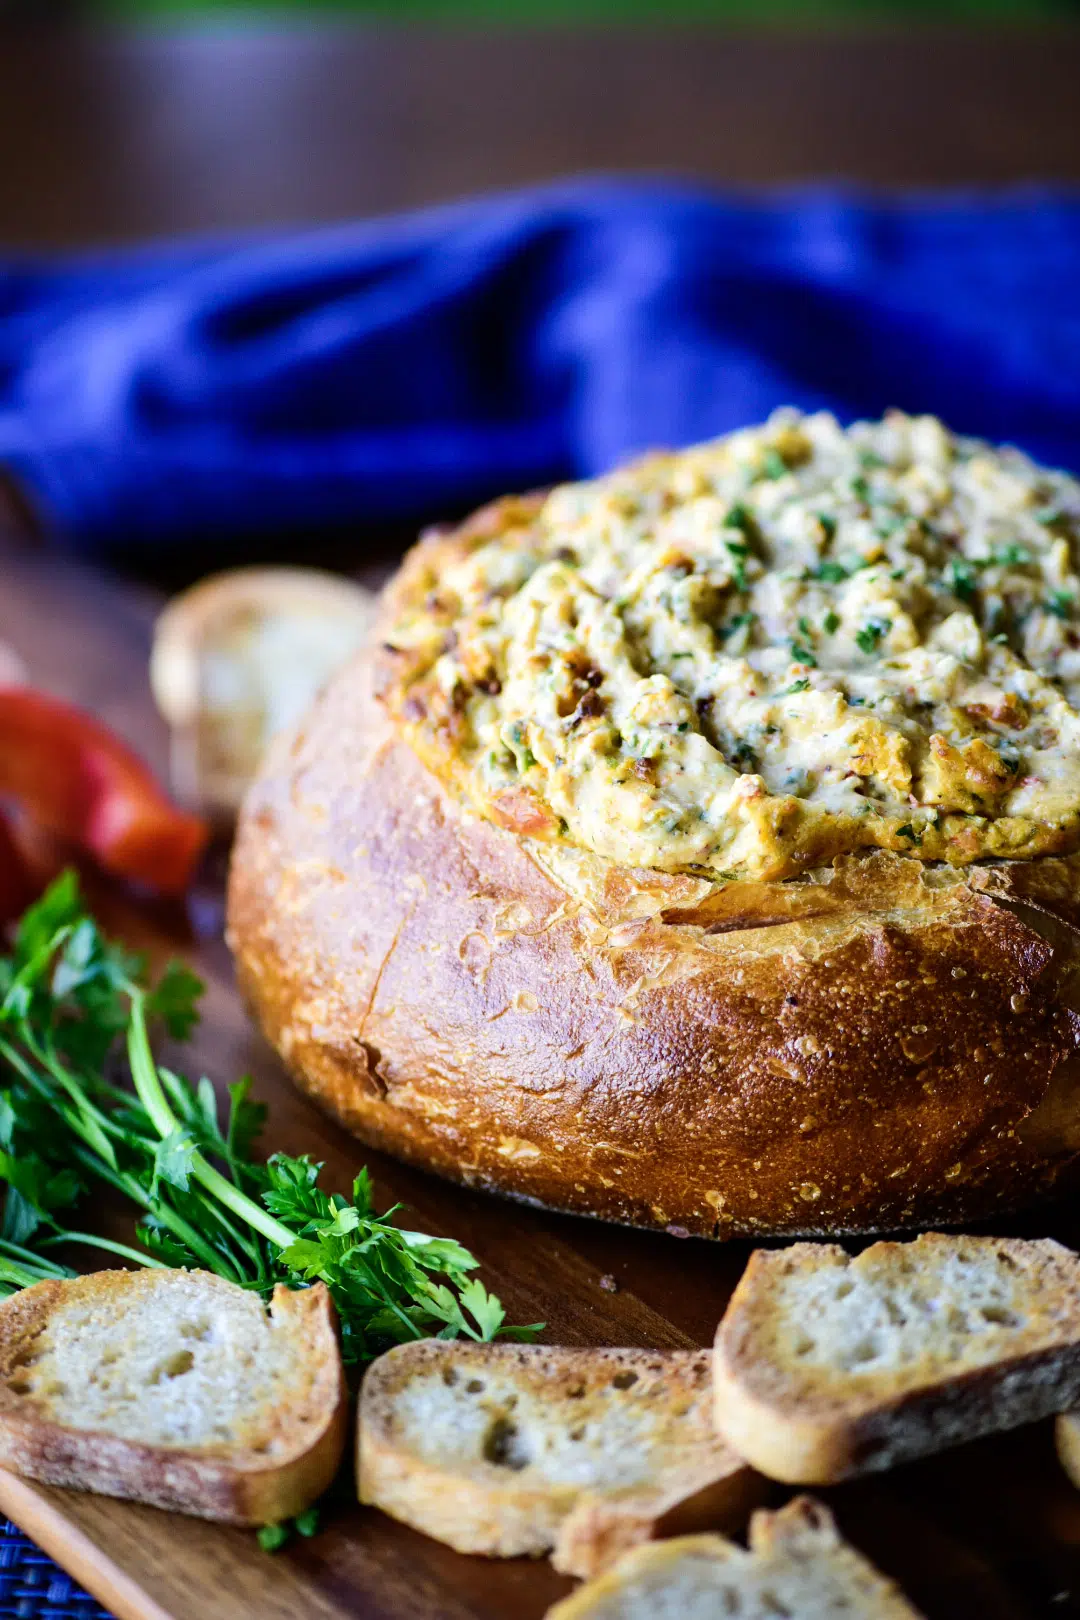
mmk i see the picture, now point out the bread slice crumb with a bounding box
[359,1341,763,1577]
[0,1269,346,1525]
[714,1232,1080,1483]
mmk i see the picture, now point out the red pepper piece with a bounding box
[0,687,208,896]
[0,806,31,923]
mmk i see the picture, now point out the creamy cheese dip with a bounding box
[380,410,1080,881]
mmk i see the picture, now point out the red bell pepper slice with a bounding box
[0,807,31,923]
[0,687,208,896]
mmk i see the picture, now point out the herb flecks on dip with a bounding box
[378,411,1080,882]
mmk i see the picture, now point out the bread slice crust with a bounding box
[227,578,1080,1238]
[543,1495,925,1619]
[714,1233,1080,1484]
[0,1270,348,1525]
[358,1341,762,1577]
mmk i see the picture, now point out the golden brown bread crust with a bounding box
[226,608,1080,1238]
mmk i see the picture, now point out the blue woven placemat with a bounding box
[0,1520,110,1619]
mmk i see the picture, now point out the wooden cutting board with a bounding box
[4,536,1080,1620]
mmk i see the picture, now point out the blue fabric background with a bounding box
[0,178,1078,553]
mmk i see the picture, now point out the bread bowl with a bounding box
[227,409,1080,1237]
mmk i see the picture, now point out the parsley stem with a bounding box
[0,1238,72,1278]
[0,873,538,1364]
[68,1143,245,1283]
[192,1155,297,1255]
[5,1023,266,1282]
[127,999,297,1256]
[21,1029,121,1168]
[38,1233,168,1270]
[0,1036,118,1170]
[0,925,74,1019]
[0,1258,63,1291]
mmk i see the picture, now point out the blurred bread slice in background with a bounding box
[0,639,27,687]
[544,1497,925,1620]
[151,566,377,819]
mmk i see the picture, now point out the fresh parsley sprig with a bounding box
[0,873,540,1366]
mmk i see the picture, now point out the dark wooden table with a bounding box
[0,22,1079,252]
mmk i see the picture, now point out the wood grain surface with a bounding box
[6,533,1080,1617]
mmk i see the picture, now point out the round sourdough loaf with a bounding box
[227,647,1080,1237]
[227,412,1080,1236]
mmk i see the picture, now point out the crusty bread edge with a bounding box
[747,1496,925,1617]
[542,1532,743,1620]
[0,1277,348,1527]
[551,1463,768,1580]
[1056,1409,1080,1492]
[151,565,376,729]
[714,1246,1080,1484]
[544,1497,925,1620]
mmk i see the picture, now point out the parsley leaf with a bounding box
[855,619,891,655]
[151,1129,197,1199]
[295,1508,320,1538]
[812,560,849,584]
[144,962,204,1042]
[720,611,756,641]
[991,542,1031,567]
[944,558,978,602]
[13,870,82,966]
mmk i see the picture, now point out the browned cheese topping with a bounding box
[379,411,1080,882]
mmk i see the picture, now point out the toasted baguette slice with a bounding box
[151,566,376,817]
[714,1232,1080,1485]
[0,1269,347,1525]
[545,1495,924,1619]
[358,1341,764,1578]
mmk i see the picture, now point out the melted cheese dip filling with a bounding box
[384,411,1080,881]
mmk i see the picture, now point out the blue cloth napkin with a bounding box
[1,178,1078,554]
